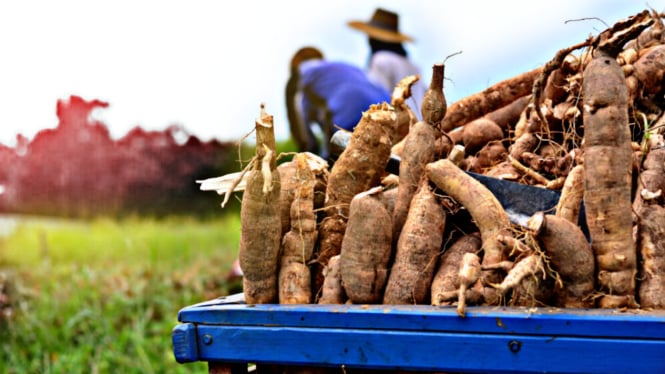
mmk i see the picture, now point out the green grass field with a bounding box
[0,213,241,373]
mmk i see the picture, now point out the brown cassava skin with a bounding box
[392,121,442,240]
[466,140,508,173]
[528,212,595,308]
[501,235,555,307]
[531,40,592,130]
[448,128,464,145]
[313,174,327,209]
[391,75,420,143]
[426,159,512,305]
[632,44,665,97]
[624,9,664,53]
[393,107,416,146]
[637,205,665,309]
[555,164,585,225]
[514,109,545,140]
[492,254,542,295]
[420,63,447,124]
[509,132,539,160]
[314,103,395,294]
[240,170,281,304]
[315,216,345,294]
[278,153,328,236]
[278,153,317,304]
[582,50,637,308]
[461,117,504,155]
[447,144,466,166]
[384,181,446,305]
[541,53,581,109]
[381,186,398,217]
[549,150,576,179]
[519,146,573,178]
[278,263,312,305]
[484,95,531,131]
[440,67,542,133]
[457,252,482,317]
[239,108,282,304]
[592,10,653,113]
[318,255,346,304]
[543,66,571,106]
[431,233,482,306]
[483,160,521,181]
[633,136,665,216]
[339,188,393,304]
[392,64,447,242]
[509,274,555,308]
[278,160,298,236]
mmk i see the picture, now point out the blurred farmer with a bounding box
[286,46,390,159]
[348,8,426,118]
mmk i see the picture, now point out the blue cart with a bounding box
[172,293,665,373]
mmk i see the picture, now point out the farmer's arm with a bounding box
[285,73,319,154]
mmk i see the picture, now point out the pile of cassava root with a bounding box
[200,9,665,315]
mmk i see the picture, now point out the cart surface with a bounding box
[172,293,665,373]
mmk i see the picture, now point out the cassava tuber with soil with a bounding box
[426,159,512,304]
[582,47,638,309]
[318,255,346,305]
[339,187,393,304]
[431,233,483,307]
[392,63,447,241]
[278,153,317,304]
[314,103,395,295]
[238,105,282,304]
[528,212,595,308]
[384,179,446,305]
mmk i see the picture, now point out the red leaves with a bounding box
[0,95,233,216]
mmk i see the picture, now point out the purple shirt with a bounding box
[299,60,390,131]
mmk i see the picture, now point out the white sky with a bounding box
[0,1,656,147]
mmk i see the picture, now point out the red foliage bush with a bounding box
[0,95,235,217]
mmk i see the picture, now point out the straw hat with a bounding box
[348,8,413,43]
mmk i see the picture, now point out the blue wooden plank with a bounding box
[174,295,665,371]
[177,296,665,340]
[172,323,199,363]
[193,325,665,373]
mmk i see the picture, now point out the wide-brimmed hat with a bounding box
[348,8,413,43]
